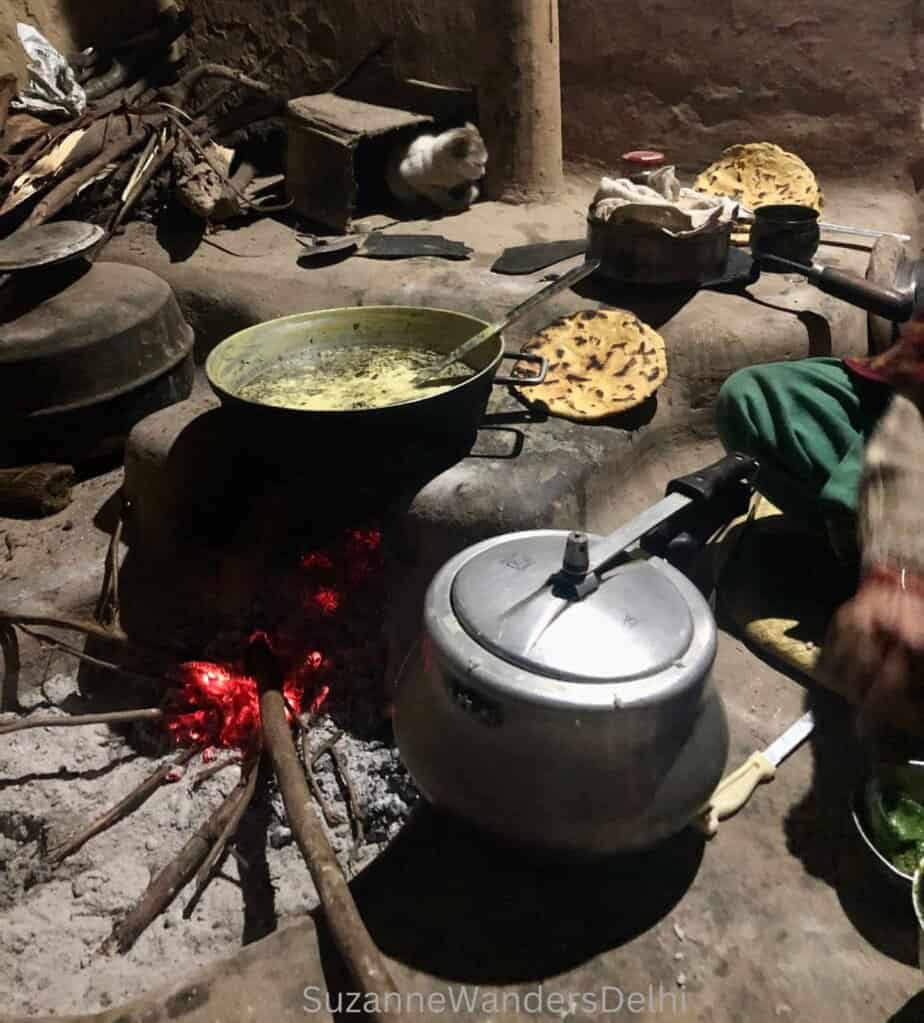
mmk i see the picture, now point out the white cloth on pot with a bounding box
[590,166,739,237]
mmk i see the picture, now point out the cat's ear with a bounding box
[449,134,471,159]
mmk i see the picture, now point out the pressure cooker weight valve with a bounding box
[552,453,760,602]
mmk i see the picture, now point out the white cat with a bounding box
[385,123,488,213]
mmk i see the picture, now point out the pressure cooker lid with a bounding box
[450,533,694,684]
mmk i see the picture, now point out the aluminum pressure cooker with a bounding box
[394,454,758,856]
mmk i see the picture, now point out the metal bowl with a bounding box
[913,861,924,971]
[850,782,913,889]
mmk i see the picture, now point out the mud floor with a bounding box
[0,682,416,1016]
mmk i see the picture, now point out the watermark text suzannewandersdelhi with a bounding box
[304,984,689,1016]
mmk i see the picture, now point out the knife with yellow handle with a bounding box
[696,710,814,838]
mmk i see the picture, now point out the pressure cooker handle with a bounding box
[666,452,759,502]
[816,266,914,323]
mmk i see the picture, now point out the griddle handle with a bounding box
[666,452,759,502]
[817,267,914,323]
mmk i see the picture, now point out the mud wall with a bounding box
[559,0,919,175]
[2,0,918,175]
[183,0,918,175]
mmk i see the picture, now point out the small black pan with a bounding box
[750,204,820,264]
[750,204,915,322]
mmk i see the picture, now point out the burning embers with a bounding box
[164,527,384,752]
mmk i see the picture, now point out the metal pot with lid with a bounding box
[394,454,758,856]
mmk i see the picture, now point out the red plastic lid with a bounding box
[622,150,666,166]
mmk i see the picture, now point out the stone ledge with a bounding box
[114,174,917,566]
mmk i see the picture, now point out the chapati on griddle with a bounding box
[511,309,668,420]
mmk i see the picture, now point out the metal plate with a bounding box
[0,221,105,271]
[450,534,694,683]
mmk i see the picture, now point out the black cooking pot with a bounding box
[205,306,547,477]
[750,204,820,264]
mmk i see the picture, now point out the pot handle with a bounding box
[494,350,549,386]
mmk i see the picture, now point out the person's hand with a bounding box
[845,318,924,408]
[818,571,924,734]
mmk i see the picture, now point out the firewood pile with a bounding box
[0,4,290,238]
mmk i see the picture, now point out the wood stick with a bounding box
[47,744,200,864]
[14,624,172,689]
[248,635,402,1021]
[331,743,366,849]
[168,118,260,214]
[109,131,176,232]
[300,732,340,829]
[208,97,285,142]
[0,121,73,190]
[95,511,124,627]
[0,464,74,517]
[91,78,153,119]
[0,707,163,736]
[189,48,281,122]
[0,74,16,138]
[69,48,99,72]
[329,38,395,96]
[0,608,182,656]
[0,624,19,712]
[212,158,257,222]
[25,126,149,227]
[106,770,249,954]
[189,756,239,790]
[161,64,284,111]
[85,60,131,102]
[182,750,260,918]
[310,730,344,770]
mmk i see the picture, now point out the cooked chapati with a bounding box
[511,309,668,421]
[695,143,823,241]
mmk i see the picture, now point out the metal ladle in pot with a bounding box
[414,259,600,384]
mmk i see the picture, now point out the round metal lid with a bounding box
[450,533,694,684]
[0,221,105,271]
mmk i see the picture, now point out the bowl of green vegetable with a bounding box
[851,763,924,890]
